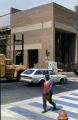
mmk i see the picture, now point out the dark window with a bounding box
[16,50,23,65]
[42,70,49,75]
[23,70,34,74]
[74,18,77,29]
[34,70,42,75]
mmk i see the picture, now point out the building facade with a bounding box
[10,3,78,70]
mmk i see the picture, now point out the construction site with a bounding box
[0,2,78,71]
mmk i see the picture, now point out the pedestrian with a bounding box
[42,74,56,113]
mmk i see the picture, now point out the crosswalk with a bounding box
[1,89,78,120]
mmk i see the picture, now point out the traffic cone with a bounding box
[58,110,68,120]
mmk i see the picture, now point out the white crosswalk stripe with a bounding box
[1,90,78,120]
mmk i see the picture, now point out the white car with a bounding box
[20,68,67,85]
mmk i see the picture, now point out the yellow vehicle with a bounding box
[0,54,26,81]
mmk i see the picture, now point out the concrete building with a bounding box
[1,2,78,71]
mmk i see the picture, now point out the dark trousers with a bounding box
[42,92,56,110]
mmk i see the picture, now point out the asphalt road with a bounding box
[1,78,78,105]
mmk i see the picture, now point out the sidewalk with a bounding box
[58,71,78,80]
[58,71,75,76]
[1,89,78,120]
[67,76,78,80]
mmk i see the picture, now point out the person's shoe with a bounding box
[53,104,56,110]
[42,110,47,113]
[53,106,56,110]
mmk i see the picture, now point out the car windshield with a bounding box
[23,70,34,74]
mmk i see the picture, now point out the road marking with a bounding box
[29,102,78,119]
[2,90,78,120]
[71,93,78,96]
[59,96,78,101]
[53,99,78,109]
[8,106,54,120]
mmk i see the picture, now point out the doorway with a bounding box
[55,31,76,71]
[28,49,38,68]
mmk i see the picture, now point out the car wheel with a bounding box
[40,80,44,86]
[16,74,20,81]
[28,83,36,87]
[74,69,78,75]
[7,78,12,82]
[60,78,64,84]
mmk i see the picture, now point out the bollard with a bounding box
[58,110,68,120]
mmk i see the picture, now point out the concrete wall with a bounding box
[11,3,54,68]
[76,16,78,62]
[54,3,76,33]
[11,2,78,68]
[54,3,78,63]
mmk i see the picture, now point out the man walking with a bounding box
[42,74,56,113]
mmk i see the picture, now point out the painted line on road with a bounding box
[29,101,61,110]
[53,99,78,109]
[29,102,78,119]
[71,93,78,96]
[59,96,78,101]
[8,106,54,120]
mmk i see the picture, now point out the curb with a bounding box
[67,77,78,80]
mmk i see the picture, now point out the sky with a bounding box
[0,0,78,16]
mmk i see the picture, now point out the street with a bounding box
[1,76,78,104]
[1,75,78,120]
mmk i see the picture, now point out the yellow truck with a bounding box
[0,54,26,81]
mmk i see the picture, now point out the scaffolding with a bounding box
[0,14,11,58]
[0,26,11,58]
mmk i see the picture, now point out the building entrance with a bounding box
[55,31,76,71]
[28,49,38,68]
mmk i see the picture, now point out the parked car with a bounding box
[20,68,67,85]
